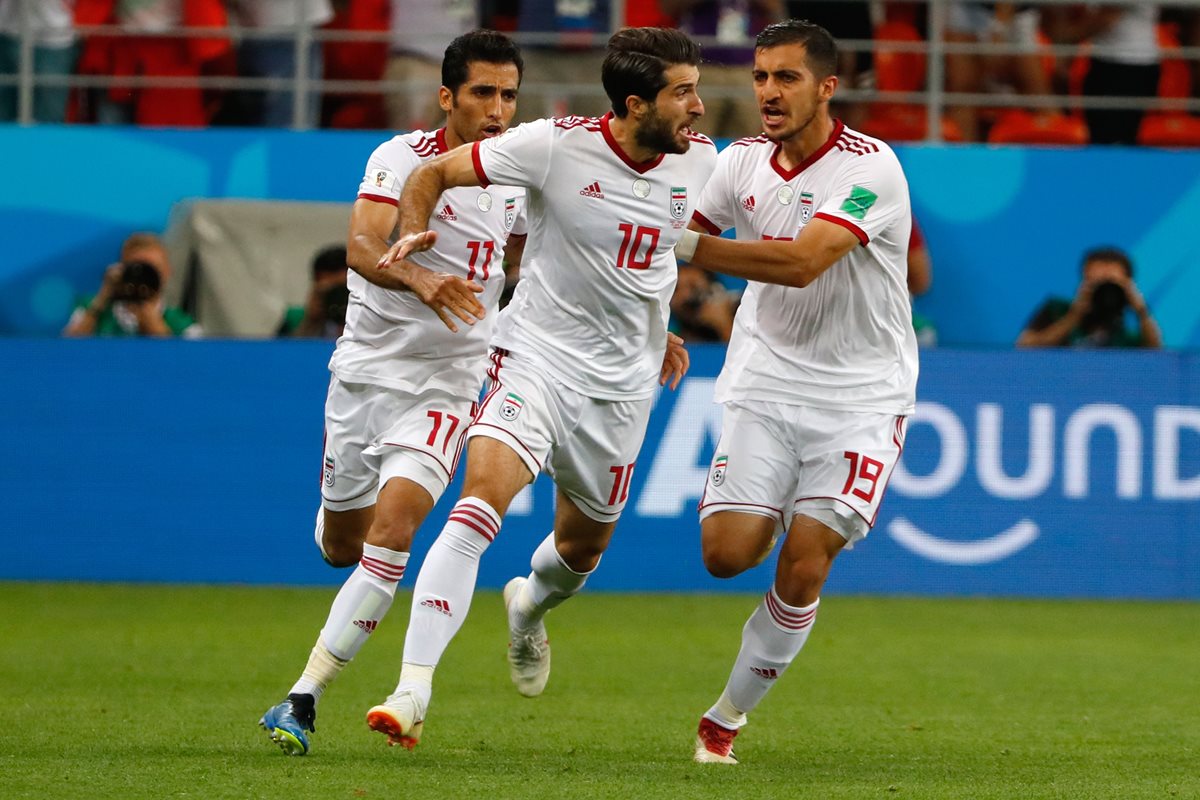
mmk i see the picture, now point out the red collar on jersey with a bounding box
[770,118,844,181]
[600,112,666,174]
[435,128,448,155]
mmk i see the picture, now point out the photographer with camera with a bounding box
[280,245,350,339]
[1017,246,1162,349]
[64,232,201,338]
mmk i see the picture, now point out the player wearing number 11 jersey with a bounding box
[674,21,918,764]
[258,31,527,756]
[363,27,715,750]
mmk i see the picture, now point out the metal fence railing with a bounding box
[3,0,1200,140]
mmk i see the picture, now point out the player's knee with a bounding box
[555,539,604,573]
[321,537,364,568]
[701,539,755,579]
[366,515,417,554]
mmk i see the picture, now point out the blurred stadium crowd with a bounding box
[4,1,1200,146]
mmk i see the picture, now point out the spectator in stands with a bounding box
[944,2,1051,141]
[74,0,231,127]
[280,244,349,338]
[670,264,738,343]
[1017,246,1161,349]
[787,0,873,129]
[320,0,389,129]
[227,0,334,128]
[1043,3,1160,144]
[0,0,77,123]
[64,232,202,338]
[511,0,611,122]
[661,0,784,138]
[384,0,476,131]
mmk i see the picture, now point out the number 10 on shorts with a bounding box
[608,461,636,506]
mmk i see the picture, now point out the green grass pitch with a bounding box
[1,582,1196,799]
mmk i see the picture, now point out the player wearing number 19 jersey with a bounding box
[258,31,527,757]
[362,27,715,751]
[676,21,917,764]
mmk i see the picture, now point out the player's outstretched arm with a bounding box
[676,218,860,288]
[660,332,690,390]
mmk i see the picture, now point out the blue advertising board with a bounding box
[2,126,1200,348]
[2,340,1196,599]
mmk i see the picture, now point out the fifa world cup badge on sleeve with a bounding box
[500,392,524,421]
[711,455,728,486]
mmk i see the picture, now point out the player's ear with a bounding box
[438,85,454,114]
[626,94,648,121]
[819,73,838,103]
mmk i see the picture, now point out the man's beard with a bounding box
[635,107,690,155]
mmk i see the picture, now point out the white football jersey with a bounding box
[472,114,718,400]
[330,128,527,399]
[694,121,917,414]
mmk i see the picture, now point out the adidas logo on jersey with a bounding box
[419,597,453,616]
[436,204,458,221]
[742,195,756,213]
[750,666,779,680]
[579,181,604,199]
[353,619,378,634]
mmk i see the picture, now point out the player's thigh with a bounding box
[700,401,800,539]
[463,353,556,510]
[547,393,654,525]
[322,378,387,514]
[791,408,907,549]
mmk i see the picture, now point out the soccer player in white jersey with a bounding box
[673,20,918,764]
[258,30,528,756]
[362,27,716,750]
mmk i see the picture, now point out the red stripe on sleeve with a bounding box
[358,192,399,206]
[691,210,722,236]
[814,212,869,246]
[471,141,491,188]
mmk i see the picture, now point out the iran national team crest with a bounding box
[500,392,524,421]
[670,186,687,219]
[800,191,814,223]
[323,455,335,487]
[711,454,728,486]
[504,197,517,230]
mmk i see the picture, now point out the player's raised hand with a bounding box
[402,265,485,333]
[660,332,689,390]
[377,230,439,270]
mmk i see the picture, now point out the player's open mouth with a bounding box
[482,125,502,136]
[762,108,784,123]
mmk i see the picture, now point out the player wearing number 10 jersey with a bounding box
[363,27,716,750]
[258,31,528,757]
[674,21,918,764]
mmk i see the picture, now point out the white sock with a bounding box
[290,642,347,703]
[289,544,408,700]
[401,497,501,669]
[509,532,593,631]
[705,587,819,730]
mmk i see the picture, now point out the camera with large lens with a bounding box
[110,260,162,303]
[321,282,350,326]
[1089,281,1128,327]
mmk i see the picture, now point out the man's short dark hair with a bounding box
[603,27,702,118]
[1081,246,1134,277]
[312,245,348,277]
[755,19,839,79]
[442,29,524,94]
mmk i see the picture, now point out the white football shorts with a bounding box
[699,399,908,546]
[321,377,476,511]
[467,348,654,523]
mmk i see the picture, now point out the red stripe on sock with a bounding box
[448,513,495,541]
[765,591,816,630]
[361,556,405,582]
[453,504,499,534]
